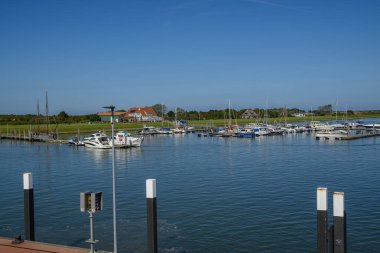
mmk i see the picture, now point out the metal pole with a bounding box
[89,211,94,253]
[146,179,158,253]
[317,187,328,253]
[23,173,35,241]
[108,106,117,253]
[103,105,117,253]
[333,192,346,253]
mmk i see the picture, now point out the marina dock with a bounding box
[341,132,380,140]
[0,133,68,144]
[316,131,380,140]
[0,237,110,253]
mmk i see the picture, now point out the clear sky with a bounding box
[1,0,379,115]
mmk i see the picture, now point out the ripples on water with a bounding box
[0,131,379,252]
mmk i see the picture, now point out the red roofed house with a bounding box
[97,111,128,123]
[127,107,162,122]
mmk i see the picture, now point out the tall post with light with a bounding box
[103,105,117,253]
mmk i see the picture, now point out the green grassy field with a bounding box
[0,122,169,138]
[1,114,379,139]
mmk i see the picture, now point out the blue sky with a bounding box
[1,0,379,115]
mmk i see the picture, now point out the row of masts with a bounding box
[35,91,50,134]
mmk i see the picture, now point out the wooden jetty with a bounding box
[316,130,380,141]
[0,133,68,144]
[0,237,110,253]
[341,132,380,140]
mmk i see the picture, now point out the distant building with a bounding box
[291,113,306,117]
[241,109,258,119]
[127,107,162,122]
[97,111,128,122]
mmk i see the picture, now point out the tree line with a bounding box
[0,113,101,125]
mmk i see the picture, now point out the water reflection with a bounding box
[1,128,380,252]
[84,148,111,164]
[83,146,144,164]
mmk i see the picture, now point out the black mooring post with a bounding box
[333,192,345,253]
[329,225,334,253]
[317,187,328,253]
[23,172,35,241]
[344,212,347,252]
[146,179,157,253]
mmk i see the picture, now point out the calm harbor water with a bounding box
[1,121,380,252]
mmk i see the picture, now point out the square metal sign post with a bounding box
[81,192,103,253]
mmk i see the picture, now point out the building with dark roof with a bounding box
[241,109,258,119]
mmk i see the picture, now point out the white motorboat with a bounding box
[172,127,186,134]
[316,128,369,140]
[68,137,85,146]
[364,123,380,130]
[309,121,333,131]
[139,126,159,135]
[316,130,348,140]
[269,127,285,135]
[252,126,270,136]
[156,127,173,134]
[281,127,296,134]
[83,132,112,149]
[110,131,144,148]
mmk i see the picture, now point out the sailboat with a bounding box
[172,107,186,134]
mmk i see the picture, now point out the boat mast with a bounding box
[37,99,40,116]
[228,99,231,128]
[45,91,49,134]
[335,98,338,123]
[175,107,177,126]
[36,98,40,133]
[265,97,268,125]
[223,110,226,128]
[284,105,288,125]
[311,105,314,122]
[345,104,348,122]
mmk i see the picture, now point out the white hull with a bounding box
[83,133,112,149]
[84,143,112,149]
[172,128,186,134]
[316,131,348,140]
[364,124,380,129]
[111,131,144,148]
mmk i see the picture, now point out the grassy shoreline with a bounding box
[1,114,379,137]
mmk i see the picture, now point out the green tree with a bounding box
[84,114,101,122]
[316,104,333,116]
[175,107,186,119]
[167,110,175,120]
[57,111,69,122]
[151,104,167,116]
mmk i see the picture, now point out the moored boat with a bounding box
[139,126,159,135]
[235,128,255,138]
[110,131,144,148]
[68,137,85,146]
[83,132,111,149]
[156,127,173,134]
[364,123,380,130]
